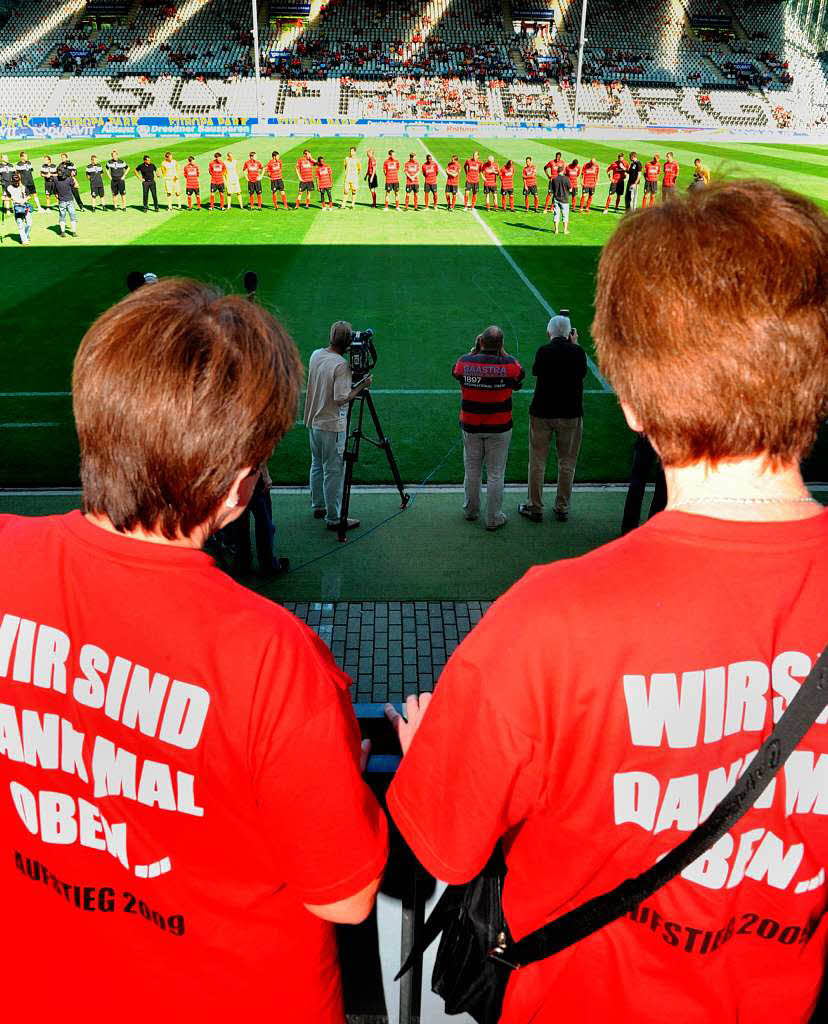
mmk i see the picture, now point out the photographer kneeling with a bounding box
[304,320,372,531]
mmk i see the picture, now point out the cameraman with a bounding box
[304,321,371,531]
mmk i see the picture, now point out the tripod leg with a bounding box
[363,392,410,509]
[338,395,365,542]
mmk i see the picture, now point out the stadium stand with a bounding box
[0,0,824,129]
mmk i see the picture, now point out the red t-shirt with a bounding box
[464,158,480,184]
[565,163,579,187]
[383,158,400,184]
[182,163,199,185]
[499,165,515,189]
[522,164,537,186]
[366,155,377,177]
[645,161,660,182]
[315,163,333,188]
[445,161,460,184]
[482,162,499,187]
[388,510,828,1023]
[208,160,226,185]
[0,512,388,1022]
[609,159,627,183]
[296,157,315,183]
[243,159,263,182]
[581,161,600,187]
[403,160,419,185]
[663,160,680,186]
[266,158,283,180]
[422,161,438,185]
[544,159,564,178]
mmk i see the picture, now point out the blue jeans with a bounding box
[58,199,77,232]
[15,210,31,244]
[309,427,345,524]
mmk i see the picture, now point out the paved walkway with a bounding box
[282,601,492,703]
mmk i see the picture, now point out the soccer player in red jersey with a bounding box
[421,154,439,210]
[266,150,288,210]
[383,149,400,211]
[182,155,201,210]
[522,156,539,212]
[579,157,600,213]
[643,155,660,208]
[403,152,420,211]
[662,151,680,202]
[565,158,580,211]
[207,151,227,210]
[543,151,565,212]
[499,159,515,211]
[243,151,264,210]
[463,151,481,210]
[482,155,499,211]
[295,149,316,209]
[445,154,460,210]
[365,148,378,208]
[603,153,628,213]
[315,156,334,210]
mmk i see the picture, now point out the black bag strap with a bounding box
[490,644,828,970]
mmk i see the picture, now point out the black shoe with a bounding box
[260,557,290,578]
[312,507,326,519]
[554,509,569,522]
[327,518,360,531]
[518,503,542,523]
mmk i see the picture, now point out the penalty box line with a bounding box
[414,138,611,392]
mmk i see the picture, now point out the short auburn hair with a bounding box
[73,278,302,539]
[593,180,828,467]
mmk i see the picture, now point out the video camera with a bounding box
[348,328,376,384]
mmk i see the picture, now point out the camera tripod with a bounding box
[337,386,410,542]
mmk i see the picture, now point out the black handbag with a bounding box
[398,645,828,1024]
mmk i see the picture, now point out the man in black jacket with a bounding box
[625,151,643,212]
[518,314,587,522]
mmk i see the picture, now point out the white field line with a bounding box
[0,421,60,428]
[414,138,610,392]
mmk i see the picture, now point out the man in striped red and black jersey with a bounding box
[365,148,378,207]
[463,151,481,211]
[643,154,660,208]
[579,158,600,213]
[445,155,460,210]
[522,156,539,212]
[315,156,334,210]
[182,156,201,210]
[603,153,628,214]
[482,156,499,211]
[421,154,439,210]
[403,153,420,211]
[662,151,679,201]
[207,152,227,210]
[565,158,580,211]
[243,151,264,210]
[266,150,288,210]
[543,151,565,213]
[499,159,515,211]
[383,149,401,211]
[452,326,524,532]
[295,149,316,209]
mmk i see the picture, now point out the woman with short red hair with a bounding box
[386,180,828,1023]
[0,278,388,1022]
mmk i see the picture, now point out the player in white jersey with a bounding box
[224,152,243,210]
[159,151,182,211]
[341,146,361,210]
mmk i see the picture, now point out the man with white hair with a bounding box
[518,313,587,522]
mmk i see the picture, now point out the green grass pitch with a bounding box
[1,134,826,490]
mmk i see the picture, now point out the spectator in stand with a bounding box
[453,326,524,531]
[384,180,828,1024]
[0,278,388,1021]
